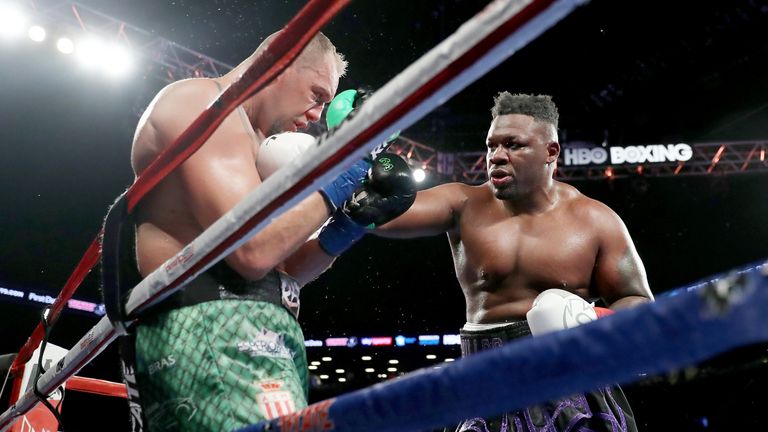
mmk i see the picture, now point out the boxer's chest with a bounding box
[454,206,599,291]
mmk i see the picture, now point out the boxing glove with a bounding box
[343,154,416,228]
[316,89,373,211]
[319,87,406,212]
[526,288,614,336]
[257,132,315,179]
[326,89,364,129]
[325,88,399,153]
[318,153,416,256]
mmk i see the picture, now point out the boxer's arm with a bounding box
[281,239,335,286]
[374,182,465,238]
[153,82,332,281]
[588,201,654,309]
[282,152,419,284]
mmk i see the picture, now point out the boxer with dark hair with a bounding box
[368,92,652,431]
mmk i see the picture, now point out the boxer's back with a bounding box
[451,181,605,323]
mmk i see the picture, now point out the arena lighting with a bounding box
[388,359,399,364]
[321,357,332,362]
[445,358,455,362]
[319,375,329,380]
[310,361,321,366]
[0,4,26,39]
[387,367,398,372]
[335,369,345,374]
[418,335,440,346]
[361,356,372,361]
[412,168,426,182]
[76,37,105,69]
[308,365,317,370]
[364,368,375,373]
[102,44,133,78]
[0,286,103,316]
[338,378,346,382]
[75,36,134,78]
[309,332,461,348]
[56,37,74,54]
[426,354,437,360]
[27,25,45,42]
[442,334,461,345]
[325,337,349,347]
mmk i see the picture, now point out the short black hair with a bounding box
[491,92,559,129]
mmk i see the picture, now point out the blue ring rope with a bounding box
[237,264,767,432]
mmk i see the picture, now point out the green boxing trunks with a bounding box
[105,199,306,431]
[132,298,307,431]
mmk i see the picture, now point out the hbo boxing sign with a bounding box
[563,144,693,166]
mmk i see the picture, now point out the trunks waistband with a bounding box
[146,265,301,320]
[459,320,531,356]
[108,206,301,320]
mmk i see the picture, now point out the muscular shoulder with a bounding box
[559,182,624,232]
[132,79,222,172]
[150,79,220,127]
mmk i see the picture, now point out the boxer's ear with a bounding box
[546,141,560,165]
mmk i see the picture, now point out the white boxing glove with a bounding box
[256,132,316,179]
[526,288,612,336]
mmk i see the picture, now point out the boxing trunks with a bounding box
[110,214,306,431]
[449,321,637,432]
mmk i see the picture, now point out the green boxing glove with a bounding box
[325,88,400,150]
[326,89,362,129]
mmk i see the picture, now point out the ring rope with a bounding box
[236,266,768,432]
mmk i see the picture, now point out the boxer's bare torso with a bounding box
[445,181,645,323]
[379,113,652,323]
[129,50,340,283]
[131,78,263,278]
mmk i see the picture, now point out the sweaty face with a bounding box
[485,114,557,200]
[267,53,339,135]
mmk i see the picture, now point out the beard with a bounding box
[492,184,517,200]
[491,178,528,201]
[267,120,287,136]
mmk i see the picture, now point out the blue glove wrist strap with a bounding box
[318,211,366,256]
[319,160,369,211]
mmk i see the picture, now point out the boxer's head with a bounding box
[246,32,347,136]
[485,93,560,200]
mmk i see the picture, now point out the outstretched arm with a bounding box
[589,202,654,310]
[375,182,467,238]
[282,153,426,284]
[282,163,469,284]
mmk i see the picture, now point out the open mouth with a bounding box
[490,169,512,186]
